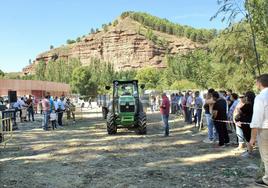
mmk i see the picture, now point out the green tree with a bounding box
[102,24,108,32]
[71,66,98,96]
[35,60,46,81]
[66,39,76,44]
[90,28,95,34]
[76,37,81,42]
[0,69,4,78]
[211,0,268,75]
[135,67,162,89]
[113,20,118,26]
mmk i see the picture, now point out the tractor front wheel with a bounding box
[135,112,147,135]
[107,112,117,135]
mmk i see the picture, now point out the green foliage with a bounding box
[35,58,81,83]
[0,69,4,78]
[112,20,118,26]
[66,39,76,44]
[164,50,213,89]
[3,72,21,79]
[114,70,137,80]
[90,28,95,34]
[122,11,217,43]
[87,58,115,94]
[76,37,81,42]
[135,67,162,89]
[71,66,98,96]
[21,74,36,80]
[35,60,46,81]
[102,24,108,32]
[120,12,131,19]
[170,80,197,90]
[212,0,268,76]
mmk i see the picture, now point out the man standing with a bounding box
[193,91,203,128]
[203,88,217,143]
[42,94,50,131]
[57,97,65,126]
[250,74,268,187]
[26,95,34,121]
[160,93,170,136]
[186,92,193,124]
[212,91,230,147]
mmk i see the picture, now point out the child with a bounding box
[50,110,57,130]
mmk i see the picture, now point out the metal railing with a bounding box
[0,116,13,148]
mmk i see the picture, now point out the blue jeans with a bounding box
[236,124,245,143]
[43,111,50,130]
[205,114,217,140]
[27,107,34,121]
[162,114,169,136]
[187,107,193,124]
[194,109,202,127]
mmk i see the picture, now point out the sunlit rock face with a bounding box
[23,17,201,75]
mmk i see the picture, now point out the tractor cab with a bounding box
[105,80,146,135]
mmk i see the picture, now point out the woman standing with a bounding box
[235,91,255,157]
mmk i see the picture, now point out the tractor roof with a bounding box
[113,80,138,85]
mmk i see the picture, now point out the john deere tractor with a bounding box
[105,80,147,135]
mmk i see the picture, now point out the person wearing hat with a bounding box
[160,93,170,136]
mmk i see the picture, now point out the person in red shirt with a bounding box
[160,93,170,136]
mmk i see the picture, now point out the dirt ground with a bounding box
[0,110,263,188]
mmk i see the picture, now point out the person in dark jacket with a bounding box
[212,91,230,147]
[235,91,255,157]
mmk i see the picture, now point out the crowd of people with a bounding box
[0,93,76,131]
[40,93,76,131]
[2,75,268,186]
[159,74,268,187]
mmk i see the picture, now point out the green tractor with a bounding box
[105,80,147,135]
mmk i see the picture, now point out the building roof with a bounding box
[0,79,70,93]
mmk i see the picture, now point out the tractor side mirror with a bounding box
[105,86,111,90]
[140,84,145,90]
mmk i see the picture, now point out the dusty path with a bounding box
[0,112,262,188]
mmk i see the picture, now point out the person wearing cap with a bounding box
[160,93,170,136]
[250,74,268,187]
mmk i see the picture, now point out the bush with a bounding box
[66,39,76,44]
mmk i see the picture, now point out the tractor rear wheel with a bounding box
[135,112,147,135]
[107,112,117,135]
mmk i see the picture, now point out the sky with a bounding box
[0,0,229,73]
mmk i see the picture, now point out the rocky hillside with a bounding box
[23,12,214,74]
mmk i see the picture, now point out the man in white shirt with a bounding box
[250,74,268,187]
